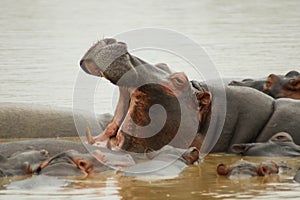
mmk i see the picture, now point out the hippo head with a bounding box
[80,38,212,153]
[217,160,279,179]
[37,150,110,178]
[0,149,49,177]
[263,72,300,99]
[231,132,300,157]
[115,73,206,152]
[229,78,265,91]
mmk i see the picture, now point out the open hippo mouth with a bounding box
[80,38,206,153]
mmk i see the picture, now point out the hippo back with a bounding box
[256,98,300,144]
[0,103,112,138]
[210,86,274,152]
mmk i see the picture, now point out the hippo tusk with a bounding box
[86,128,96,145]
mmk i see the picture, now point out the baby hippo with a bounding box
[217,160,279,179]
[0,149,49,177]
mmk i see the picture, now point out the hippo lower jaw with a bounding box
[115,130,148,153]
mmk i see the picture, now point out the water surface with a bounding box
[1,0,300,199]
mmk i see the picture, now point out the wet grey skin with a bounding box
[0,102,112,138]
[228,70,299,93]
[79,38,300,154]
[36,149,136,177]
[229,78,266,91]
[0,149,49,177]
[0,139,120,157]
[124,146,200,178]
[217,160,280,179]
[231,132,300,157]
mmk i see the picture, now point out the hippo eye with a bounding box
[265,81,271,88]
[172,77,185,87]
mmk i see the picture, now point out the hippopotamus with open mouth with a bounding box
[80,38,300,153]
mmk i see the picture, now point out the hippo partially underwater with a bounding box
[0,102,112,138]
[231,132,300,157]
[217,160,281,179]
[80,38,300,153]
[0,139,198,178]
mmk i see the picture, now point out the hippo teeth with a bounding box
[85,128,96,145]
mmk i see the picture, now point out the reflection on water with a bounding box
[1,154,300,199]
[1,0,300,199]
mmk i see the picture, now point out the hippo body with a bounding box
[229,70,300,99]
[0,103,112,138]
[294,169,300,183]
[37,149,135,177]
[0,139,112,157]
[209,86,300,152]
[229,78,266,91]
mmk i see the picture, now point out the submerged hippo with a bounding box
[217,160,280,179]
[231,132,300,157]
[229,70,300,99]
[0,149,49,177]
[80,38,300,154]
[0,139,196,178]
[0,103,112,138]
[37,149,135,178]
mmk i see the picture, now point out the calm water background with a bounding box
[1,0,300,199]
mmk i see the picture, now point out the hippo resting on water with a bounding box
[80,38,300,153]
[0,103,112,138]
[216,160,284,179]
[0,139,198,178]
[231,132,300,157]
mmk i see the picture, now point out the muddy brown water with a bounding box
[1,0,300,199]
[1,142,300,200]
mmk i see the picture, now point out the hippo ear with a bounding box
[257,164,272,176]
[196,91,211,106]
[231,144,251,154]
[264,74,277,90]
[285,70,300,78]
[155,63,172,74]
[169,72,189,90]
[217,163,230,176]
